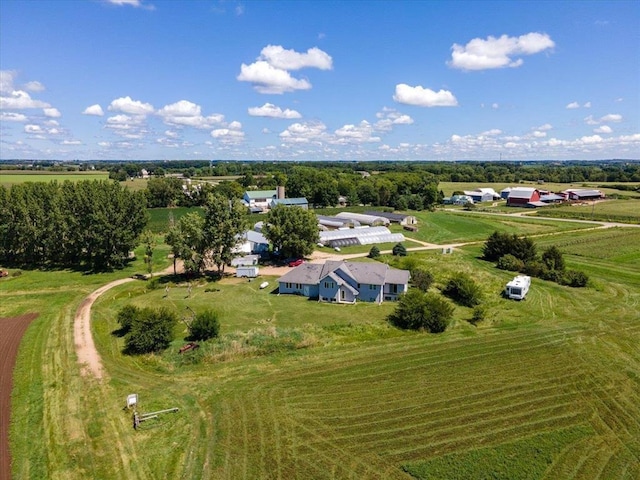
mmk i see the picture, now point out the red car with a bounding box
[288,258,304,267]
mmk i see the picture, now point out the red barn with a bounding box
[507,187,541,206]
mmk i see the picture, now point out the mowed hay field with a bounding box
[4,217,640,478]
[0,170,109,187]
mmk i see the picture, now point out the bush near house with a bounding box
[388,289,453,333]
[189,309,221,341]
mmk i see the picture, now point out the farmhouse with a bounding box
[319,226,405,248]
[506,187,541,207]
[243,189,277,212]
[463,188,500,203]
[364,211,417,225]
[443,194,474,205]
[233,230,269,255]
[278,260,410,303]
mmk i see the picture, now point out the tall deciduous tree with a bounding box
[165,212,206,276]
[262,205,319,259]
[202,194,248,274]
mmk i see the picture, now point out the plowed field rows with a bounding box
[0,313,38,480]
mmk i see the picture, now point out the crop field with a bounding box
[398,211,597,244]
[532,199,640,224]
[3,212,640,479]
[0,170,109,187]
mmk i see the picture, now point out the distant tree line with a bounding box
[0,180,147,270]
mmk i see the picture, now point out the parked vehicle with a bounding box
[505,275,531,300]
[288,258,304,267]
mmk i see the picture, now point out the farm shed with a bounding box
[269,197,309,209]
[231,255,259,267]
[563,189,604,201]
[319,226,404,248]
[278,260,409,304]
[317,215,359,229]
[364,211,417,225]
[500,187,512,199]
[540,193,565,203]
[236,266,259,278]
[335,212,390,226]
[507,188,541,206]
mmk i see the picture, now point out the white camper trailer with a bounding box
[505,275,531,300]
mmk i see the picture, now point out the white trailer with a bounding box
[505,275,531,300]
[237,266,259,278]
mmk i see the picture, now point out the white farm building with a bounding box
[319,226,404,248]
[335,212,390,226]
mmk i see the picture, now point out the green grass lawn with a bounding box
[530,199,640,224]
[4,217,640,479]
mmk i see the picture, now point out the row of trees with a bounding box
[0,181,147,270]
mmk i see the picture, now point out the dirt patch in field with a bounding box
[0,312,38,480]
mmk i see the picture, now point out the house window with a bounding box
[341,290,345,300]
[369,284,376,290]
[286,282,292,289]
[296,283,302,289]
[357,283,361,288]
[324,281,334,289]
[391,284,398,293]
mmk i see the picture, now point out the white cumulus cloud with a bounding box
[108,96,154,115]
[0,112,27,122]
[238,45,331,94]
[24,81,45,92]
[237,61,311,94]
[393,84,458,107]
[594,125,612,134]
[105,0,154,9]
[0,90,50,109]
[448,32,555,70]
[248,103,302,119]
[259,45,333,71]
[43,107,61,118]
[24,124,43,133]
[600,113,622,123]
[279,121,328,143]
[83,104,104,116]
[566,101,580,109]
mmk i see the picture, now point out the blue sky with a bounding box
[1,0,638,161]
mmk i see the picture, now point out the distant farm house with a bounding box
[243,186,308,212]
[463,188,501,203]
[278,260,410,304]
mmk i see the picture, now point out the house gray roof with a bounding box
[279,260,409,286]
[245,230,268,245]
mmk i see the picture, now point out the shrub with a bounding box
[124,307,178,354]
[482,231,536,263]
[411,268,434,292]
[523,260,546,278]
[471,305,486,324]
[368,245,380,258]
[392,243,407,257]
[496,254,524,272]
[561,270,589,287]
[542,246,565,271]
[442,273,482,307]
[116,304,140,333]
[388,290,452,333]
[189,309,220,341]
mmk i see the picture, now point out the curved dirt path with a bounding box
[74,278,134,379]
